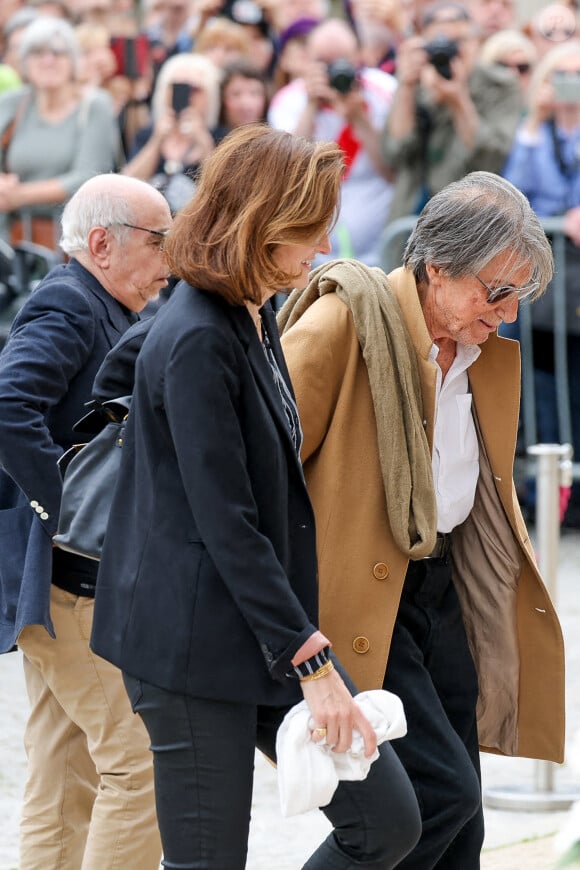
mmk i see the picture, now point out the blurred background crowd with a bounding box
[1,0,580,522]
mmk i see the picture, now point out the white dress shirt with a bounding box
[430,342,481,533]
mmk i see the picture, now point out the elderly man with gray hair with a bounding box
[280,171,565,867]
[0,172,171,869]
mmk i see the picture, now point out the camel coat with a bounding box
[281,266,565,763]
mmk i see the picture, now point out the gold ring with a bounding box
[313,727,327,736]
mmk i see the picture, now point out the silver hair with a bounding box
[403,171,554,299]
[60,182,134,254]
[3,8,38,41]
[19,16,80,78]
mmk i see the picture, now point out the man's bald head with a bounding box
[60,174,169,256]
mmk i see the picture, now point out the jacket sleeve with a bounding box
[163,323,317,676]
[92,317,153,404]
[0,283,96,535]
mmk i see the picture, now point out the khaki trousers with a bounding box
[18,585,161,870]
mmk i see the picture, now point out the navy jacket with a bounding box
[0,259,136,652]
[91,282,319,706]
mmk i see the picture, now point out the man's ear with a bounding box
[425,262,443,282]
[87,226,111,265]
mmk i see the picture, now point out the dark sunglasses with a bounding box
[474,273,539,305]
[498,60,532,75]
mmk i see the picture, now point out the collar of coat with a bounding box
[278,258,437,558]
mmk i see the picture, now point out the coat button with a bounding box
[35,505,44,514]
[30,500,39,508]
[353,636,370,654]
[40,512,49,520]
[373,562,389,580]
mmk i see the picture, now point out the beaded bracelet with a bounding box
[299,659,335,683]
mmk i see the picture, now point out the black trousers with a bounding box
[123,660,421,870]
[383,557,483,869]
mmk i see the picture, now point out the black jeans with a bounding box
[383,557,483,869]
[123,662,421,870]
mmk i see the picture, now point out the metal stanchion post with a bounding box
[484,443,580,811]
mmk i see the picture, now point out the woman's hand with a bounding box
[176,107,215,162]
[0,173,20,212]
[525,81,554,135]
[300,667,378,758]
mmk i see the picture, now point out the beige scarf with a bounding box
[278,258,437,559]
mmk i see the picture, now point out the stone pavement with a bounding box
[0,528,579,870]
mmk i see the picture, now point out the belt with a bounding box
[52,576,96,598]
[423,532,452,560]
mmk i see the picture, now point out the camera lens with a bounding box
[326,59,357,94]
[424,36,458,80]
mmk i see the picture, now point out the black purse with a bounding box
[53,396,131,561]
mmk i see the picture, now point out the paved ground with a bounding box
[1,527,579,869]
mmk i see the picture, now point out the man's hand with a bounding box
[422,52,470,107]
[396,36,427,88]
[303,60,335,107]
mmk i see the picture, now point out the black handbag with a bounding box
[53,396,131,561]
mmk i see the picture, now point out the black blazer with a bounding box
[0,258,137,652]
[91,282,319,706]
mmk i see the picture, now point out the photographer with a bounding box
[382,0,521,228]
[502,40,580,527]
[268,17,396,266]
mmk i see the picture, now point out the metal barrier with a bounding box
[484,443,580,811]
[379,214,580,480]
[0,236,62,349]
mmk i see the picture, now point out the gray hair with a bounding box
[403,171,553,299]
[3,8,38,41]
[19,17,80,78]
[60,173,153,255]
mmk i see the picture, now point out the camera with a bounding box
[424,36,458,80]
[552,70,580,104]
[326,59,358,94]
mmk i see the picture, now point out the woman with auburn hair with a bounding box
[91,123,420,869]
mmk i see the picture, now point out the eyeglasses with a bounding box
[110,222,170,251]
[28,45,70,58]
[498,61,532,75]
[473,273,540,305]
[421,3,470,27]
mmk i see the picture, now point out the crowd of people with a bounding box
[0,0,579,497]
[0,0,576,868]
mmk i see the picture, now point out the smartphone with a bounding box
[110,35,150,80]
[552,70,580,104]
[171,82,193,115]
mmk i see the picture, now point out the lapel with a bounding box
[68,259,136,340]
[468,333,521,480]
[229,301,302,468]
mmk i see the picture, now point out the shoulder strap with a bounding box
[1,91,31,173]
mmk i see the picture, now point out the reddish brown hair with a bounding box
[163,124,344,305]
